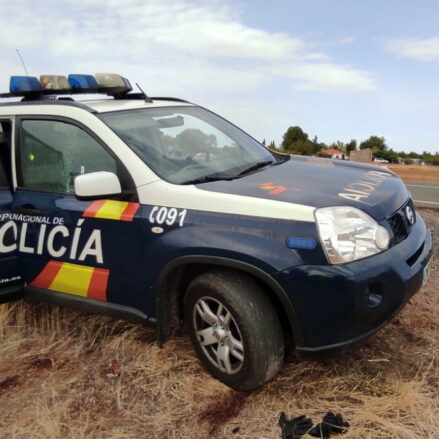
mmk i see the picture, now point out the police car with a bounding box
[0,74,432,391]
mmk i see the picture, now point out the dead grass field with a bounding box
[381,164,439,183]
[0,210,438,439]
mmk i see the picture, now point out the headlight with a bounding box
[315,206,390,264]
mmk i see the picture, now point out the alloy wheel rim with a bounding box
[193,296,244,374]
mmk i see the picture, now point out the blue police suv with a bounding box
[0,74,432,390]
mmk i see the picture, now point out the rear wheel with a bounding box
[184,269,284,391]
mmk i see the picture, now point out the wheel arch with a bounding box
[155,255,303,347]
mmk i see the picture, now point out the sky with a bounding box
[0,0,438,153]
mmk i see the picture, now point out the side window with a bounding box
[0,122,11,189]
[19,120,117,193]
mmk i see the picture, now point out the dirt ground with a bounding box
[0,210,438,439]
[380,164,439,183]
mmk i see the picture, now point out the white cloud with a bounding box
[0,0,305,61]
[267,62,374,92]
[386,37,439,61]
[0,0,375,94]
[288,63,375,91]
[339,36,356,45]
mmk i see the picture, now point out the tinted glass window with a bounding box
[20,120,117,192]
[0,122,11,188]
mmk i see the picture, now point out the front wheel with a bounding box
[184,269,284,391]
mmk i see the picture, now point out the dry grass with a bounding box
[380,164,439,183]
[0,210,438,439]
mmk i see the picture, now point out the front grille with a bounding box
[387,199,415,245]
[388,213,407,244]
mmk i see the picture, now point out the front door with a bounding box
[0,119,24,302]
[13,117,150,315]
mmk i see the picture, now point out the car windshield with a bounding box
[99,105,283,184]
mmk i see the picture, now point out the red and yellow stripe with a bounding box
[83,200,139,222]
[30,261,109,301]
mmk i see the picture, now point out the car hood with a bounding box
[197,156,410,220]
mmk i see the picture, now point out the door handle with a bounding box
[14,206,43,216]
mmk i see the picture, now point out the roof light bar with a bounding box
[95,73,133,94]
[40,75,71,91]
[10,76,42,95]
[68,74,99,92]
[1,73,140,99]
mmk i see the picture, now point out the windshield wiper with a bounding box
[182,174,234,185]
[182,160,276,185]
[235,160,274,177]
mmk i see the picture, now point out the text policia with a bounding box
[0,214,103,264]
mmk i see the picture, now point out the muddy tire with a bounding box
[184,269,284,391]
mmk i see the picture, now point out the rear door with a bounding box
[0,119,24,302]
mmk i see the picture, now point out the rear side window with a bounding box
[19,120,117,192]
[0,122,12,189]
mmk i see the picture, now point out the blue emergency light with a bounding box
[10,76,42,94]
[68,74,99,91]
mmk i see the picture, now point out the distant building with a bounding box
[397,157,426,165]
[350,148,372,163]
[411,158,425,166]
[324,148,348,160]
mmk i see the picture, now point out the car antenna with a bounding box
[135,82,153,103]
[16,49,29,76]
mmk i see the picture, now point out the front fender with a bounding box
[140,207,319,347]
[149,224,302,274]
[154,254,304,348]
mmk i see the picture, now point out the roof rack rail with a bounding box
[0,92,190,105]
[150,97,190,103]
[0,90,158,102]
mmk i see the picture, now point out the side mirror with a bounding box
[74,171,122,199]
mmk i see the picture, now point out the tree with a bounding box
[311,135,326,153]
[375,148,398,163]
[346,139,357,153]
[281,126,318,155]
[176,129,217,155]
[282,126,309,150]
[423,151,439,166]
[334,140,346,151]
[387,150,399,163]
[359,135,387,152]
[288,139,315,155]
[161,133,177,150]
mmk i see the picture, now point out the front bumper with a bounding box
[274,213,433,353]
